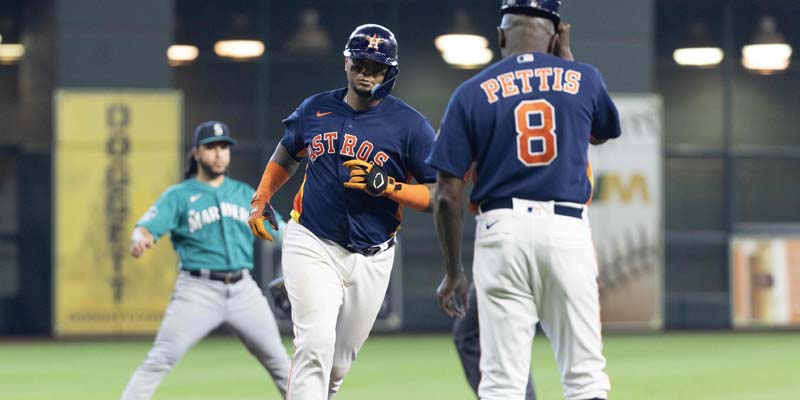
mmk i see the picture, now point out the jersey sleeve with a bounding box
[136,187,183,241]
[426,89,474,178]
[406,118,438,184]
[590,68,622,140]
[279,102,307,161]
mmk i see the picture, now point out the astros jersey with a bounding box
[136,177,255,271]
[427,52,621,205]
[280,88,437,250]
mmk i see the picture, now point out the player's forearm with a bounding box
[387,183,434,212]
[590,135,608,145]
[255,144,299,202]
[433,173,465,277]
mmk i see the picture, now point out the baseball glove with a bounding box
[342,159,401,196]
[267,276,291,316]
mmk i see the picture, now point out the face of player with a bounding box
[194,141,230,178]
[345,57,388,98]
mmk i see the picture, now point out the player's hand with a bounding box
[267,276,292,316]
[342,159,400,196]
[553,22,574,62]
[130,227,155,258]
[249,194,278,241]
[436,271,469,319]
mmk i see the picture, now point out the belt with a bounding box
[479,198,584,219]
[187,269,245,284]
[346,237,396,257]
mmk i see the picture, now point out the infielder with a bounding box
[121,121,291,400]
[248,24,437,400]
[428,1,621,399]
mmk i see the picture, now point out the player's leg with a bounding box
[473,209,539,400]
[121,272,226,400]
[454,283,537,400]
[281,220,345,400]
[327,246,395,399]
[537,215,609,400]
[225,270,291,398]
[453,283,482,396]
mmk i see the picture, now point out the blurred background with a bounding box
[0,0,799,339]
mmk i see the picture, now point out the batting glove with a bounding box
[248,194,278,241]
[342,159,401,196]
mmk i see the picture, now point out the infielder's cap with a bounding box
[193,121,237,147]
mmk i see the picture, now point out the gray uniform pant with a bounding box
[454,284,536,400]
[121,270,291,400]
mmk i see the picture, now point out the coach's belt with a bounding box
[479,198,584,219]
[187,269,244,284]
[346,237,396,257]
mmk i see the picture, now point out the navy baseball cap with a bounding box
[193,121,237,147]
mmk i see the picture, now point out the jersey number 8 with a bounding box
[514,99,557,167]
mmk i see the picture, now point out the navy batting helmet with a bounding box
[343,24,399,99]
[500,0,561,26]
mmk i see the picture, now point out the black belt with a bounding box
[346,237,396,257]
[187,269,245,284]
[479,198,584,219]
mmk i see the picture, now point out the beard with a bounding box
[198,159,226,179]
[351,84,374,98]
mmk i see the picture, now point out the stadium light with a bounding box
[214,40,265,60]
[435,10,493,69]
[742,17,792,75]
[0,43,24,65]
[167,45,199,66]
[673,23,723,67]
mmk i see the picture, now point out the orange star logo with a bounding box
[367,34,384,50]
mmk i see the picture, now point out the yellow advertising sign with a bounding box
[54,90,182,336]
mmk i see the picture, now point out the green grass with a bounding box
[1,332,799,399]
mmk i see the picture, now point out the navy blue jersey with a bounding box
[427,52,621,205]
[280,88,437,249]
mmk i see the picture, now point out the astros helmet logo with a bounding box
[367,34,384,50]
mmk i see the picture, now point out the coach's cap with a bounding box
[193,121,237,147]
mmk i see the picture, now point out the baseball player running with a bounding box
[121,121,291,400]
[247,24,437,400]
[428,1,621,399]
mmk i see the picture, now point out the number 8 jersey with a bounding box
[426,52,621,205]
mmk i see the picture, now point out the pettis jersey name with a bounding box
[480,64,583,103]
[188,202,249,234]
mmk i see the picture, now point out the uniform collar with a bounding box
[187,176,228,191]
[335,87,387,115]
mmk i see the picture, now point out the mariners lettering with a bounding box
[306,133,388,165]
[480,68,583,103]
[187,202,249,233]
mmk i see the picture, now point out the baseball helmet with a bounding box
[343,24,399,99]
[500,0,561,26]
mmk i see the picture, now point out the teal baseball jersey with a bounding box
[137,177,256,271]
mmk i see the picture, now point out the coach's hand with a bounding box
[249,194,278,241]
[553,22,574,62]
[343,159,400,196]
[437,271,469,319]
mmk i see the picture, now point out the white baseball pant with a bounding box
[281,220,394,400]
[121,269,290,399]
[473,198,610,400]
